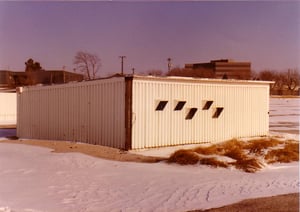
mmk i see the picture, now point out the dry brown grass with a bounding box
[168,137,299,172]
[233,158,263,173]
[221,139,245,151]
[168,149,200,165]
[223,148,245,160]
[285,142,299,153]
[199,157,229,168]
[194,145,221,155]
[244,138,281,155]
[265,142,299,163]
[195,139,245,156]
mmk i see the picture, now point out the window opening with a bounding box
[156,101,168,111]
[186,108,198,120]
[213,107,224,118]
[174,101,186,111]
[203,100,213,110]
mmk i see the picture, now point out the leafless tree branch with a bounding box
[73,51,101,80]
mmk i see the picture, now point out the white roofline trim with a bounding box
[130,75,274,85]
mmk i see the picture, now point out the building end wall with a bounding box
[130,76,271,149]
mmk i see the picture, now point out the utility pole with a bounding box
[132,68,135,75]
[167,58,172,72]
[119,56,126,75]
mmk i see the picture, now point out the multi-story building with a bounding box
[185,59,251,79]
[0,70,84,91]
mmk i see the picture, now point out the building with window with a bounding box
[0,92,16,126]
[17,75,272,150]
[0,70,84,91]
[1,69,84,126]
[185,59,251,79]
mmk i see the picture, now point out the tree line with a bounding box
[253,69,299,93]
[15,52,300,94]
[147,67,300,93]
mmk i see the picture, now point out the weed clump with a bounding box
[245,138,281,155]
[233,158,263,173]
[223,148,245,161]
[222,139,245,152]
[167,137,299,173]
[195,139,245,156]
[168,149,200,165]
[199,157,229,168]
[194,145,221,155]
[265,142,299,163]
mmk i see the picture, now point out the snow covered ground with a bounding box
[0,143,298,212]
[269,97,299,135]
[0,97,299,212]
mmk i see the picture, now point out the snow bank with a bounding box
[0,97,298,211]
[0,143,298,212]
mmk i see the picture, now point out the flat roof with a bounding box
[19,75,274,92]
[130,75,274,85]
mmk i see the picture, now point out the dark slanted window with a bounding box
[156,101,168,111]
[174,101,186,111]
[203,101,213,110]
[186,108,198,120]
[213,107,224,118]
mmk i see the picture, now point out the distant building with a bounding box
[0,71,12,89]
[0,70,83,126]
[0,92,16,126]
[185,59,251,80]
[0,70,84,91]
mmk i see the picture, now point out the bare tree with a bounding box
[73,51,101,80]
[258,70,278,90]
[258,70,276,81]
[257,69,299,94]
[284,69,299,91]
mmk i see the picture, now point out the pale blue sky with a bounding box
[0,1,299,76]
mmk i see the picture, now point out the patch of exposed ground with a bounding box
[0,125,16,129]
[191,193,299,212]
[0,139,166,163]
[1,136,299,173]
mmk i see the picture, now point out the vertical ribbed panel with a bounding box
[17,78,126,149]
[0,92,16,124]
[131,78,270,149]
[17,76,271,150]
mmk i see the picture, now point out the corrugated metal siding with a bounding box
[17,78,126,148]
[0,92,16,124]
[131,78,270,149]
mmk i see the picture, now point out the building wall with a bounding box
[185,59,251,80]
[17,76,271,150]
[0,71,10,87]
[0,70,83,89]
[17,78,126,148]
[213,61,251,79]
[131,77,270,149]
[0,92,16,125]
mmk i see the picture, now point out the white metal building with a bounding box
[0,92,17,125]
[17,76,272,150]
